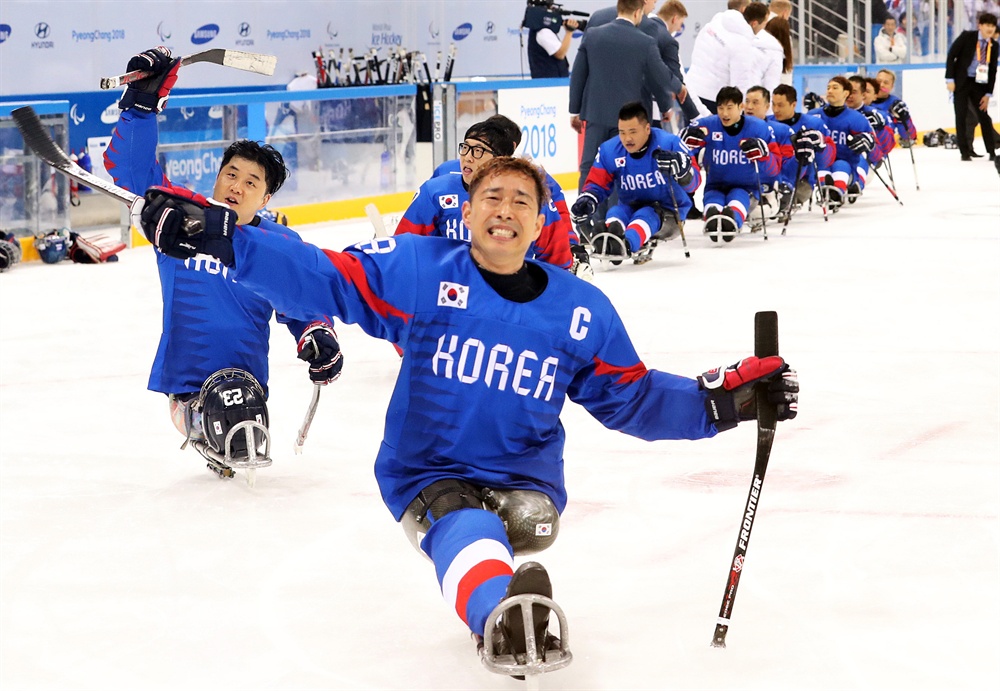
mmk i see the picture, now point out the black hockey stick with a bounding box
[664,174,691,258]
[711,310,779,648]
[751,161,768,240]
[12,106,140,208]
[811,162,829,222]
[904,136,920,190]
[867,154,903,206]
[780,158,804,236]
[100,49,277,89]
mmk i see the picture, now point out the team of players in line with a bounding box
[396,70,917,269]
[105,44,805,678]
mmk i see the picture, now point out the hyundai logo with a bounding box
[191,23,219,45]
[452,23,472,41]
[35,22,50,39]
[239,22,251,37]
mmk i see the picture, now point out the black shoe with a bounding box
[961,155,972,161]
[969,151,984,158]
[498,562,558,678]
[686,206,703,220]
[990,153,997,162]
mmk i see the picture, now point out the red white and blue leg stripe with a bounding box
[420,508,514,636]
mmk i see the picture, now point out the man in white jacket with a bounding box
[874,17,907,63]
[686,1,770,112]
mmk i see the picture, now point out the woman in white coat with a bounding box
[754,17,794,92]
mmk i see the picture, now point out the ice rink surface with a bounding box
[1,146,998,690]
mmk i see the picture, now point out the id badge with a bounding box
[976,63,989,84]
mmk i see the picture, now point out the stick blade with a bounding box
[11,106,72,169]
[221,51,277,76]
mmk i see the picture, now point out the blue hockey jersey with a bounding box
[395,172,572,269]
[807,105,874,170]
[226,230,717,519]
[104,109,310,395]
[581,128,700,216]
[691,115,781,190]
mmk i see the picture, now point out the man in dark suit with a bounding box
[569,0,677,195]
[945,12,999,161]
[650,0,699,125]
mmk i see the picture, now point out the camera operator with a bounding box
[529,17,580,77]
[524,0,589,78]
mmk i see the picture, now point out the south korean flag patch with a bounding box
[712,131,723,141]
[438,281,469,309]
[439,194,459,209]
[615,156,627,168]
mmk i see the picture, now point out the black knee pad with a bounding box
[482,488,560,556]
[407,478,484,527]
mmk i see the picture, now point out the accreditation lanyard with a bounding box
[976,38,992,84]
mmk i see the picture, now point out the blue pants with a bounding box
[703,186,752,229]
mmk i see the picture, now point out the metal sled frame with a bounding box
[705,211,739,243]
[815,183,842,212]
[191,420,272,487]
[481,593,573,678]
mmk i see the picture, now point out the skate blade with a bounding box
[481,593,573,677]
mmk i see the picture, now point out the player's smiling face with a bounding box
[463,170,544,274]
[876,72,893,95]
[617,117,651,153]
[716,100,742,126]
[213,157,271,225]
[863,82,876,106]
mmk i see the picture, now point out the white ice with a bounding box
[1,146,998,690]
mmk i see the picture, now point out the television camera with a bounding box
[522,0,590,32]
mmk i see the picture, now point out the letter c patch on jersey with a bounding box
[569,306,591,341]
[439,194,459,209]
[438,281,469,309]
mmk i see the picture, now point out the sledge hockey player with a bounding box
[103,46,343,479]
[872,69,918,146]
[849,75,895,176]
[742,86,795,225]
[681,86,781,241]
[768,84,834,210]
[570,101,700,262]
[395,118,574,273]
[807,76,875,209]
[430,114,590,279]
[135,156,799,679]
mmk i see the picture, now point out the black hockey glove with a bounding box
[118,47,181,114]
[739,137,770,162]
[570,192,599,224]
[791,129,822,164]
[653,149,694,184]
[864,109,887,130]
[680,125,707,149]
[889,100,910,123]
[803,92,825,111]
[297,322,343,385]
[846,132,875,154]
[698,356,798,432]
[139,186,237,265]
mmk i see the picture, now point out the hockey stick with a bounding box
[294,383,323,454]
[811,162,829,222]
[443,43,457,82]
[12,106,141,208]
[903,137,920,190]
[867,155,903,206]
[711,310,779,648]
[751,161,768,240]
[100,49,277,90]
[664,179,691,259]
[365,203,389,238]
[780,158,804,236]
